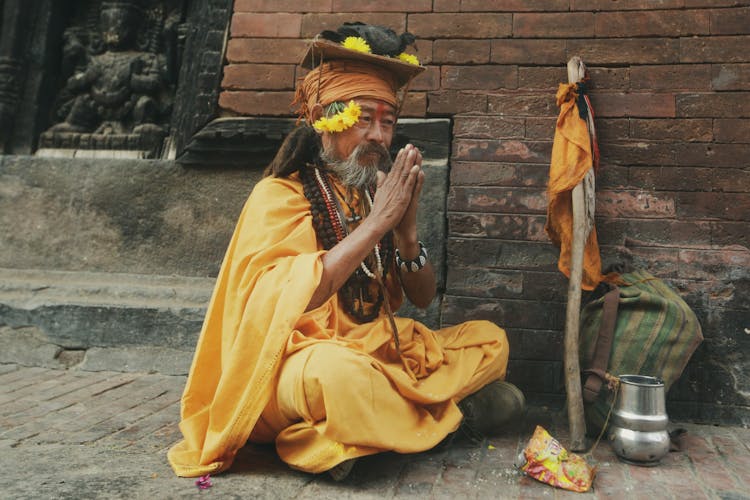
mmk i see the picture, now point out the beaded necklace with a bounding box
[312,167,384,280]
[301,165,392,323]
[302,166,409,370]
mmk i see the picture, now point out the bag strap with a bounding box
[582,287,620,403]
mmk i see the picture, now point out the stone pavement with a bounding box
[2,364,749,500]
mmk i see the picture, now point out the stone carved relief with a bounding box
[38,0,186,158]
[0,0,32,151]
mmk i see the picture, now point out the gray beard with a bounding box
[321,143,393,190]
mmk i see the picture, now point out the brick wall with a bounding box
[220,0,750,423]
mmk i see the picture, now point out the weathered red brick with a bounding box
[454,116,525,139]
[629,166,713,191]
[432,40,491,64]
[567,39,680,64]
[596,190,676,218]
[710,7,750,35]
[449,186,547,213]
[597,165,630,189]
[400,91,427,117]
[433,0,460,12]
[572,0,683,10]
[428,91,488,114]
[680,36,750,63]
[677,192,750,220]
[518,67,563,90]
[630,64,712,91]
[587,67,629,90]
[331,0,432,11]
[714,118,750,142]
[442,295,562,330]
[598,219,712,247]
[450,161,549,187]
[687,0,750,6]
[491,39,566,65]
[626,247,681,278]
[453,139,552,163]
[300,13,405,37]
[226,38,308,64]
[221,64,296,90]
[487,93,557,116]
[712,221,750,247]
[234,0,332,12]
[446,267,525,299]
[462,0,569,10]
[602,142,676,165]
[441,65,517,90]
[218,90,296,116]
[514,12,595,38]
[408,13,512,38]
[595,118,631,142]
[525,117,558,139]
[676,143,750,168]
[712,64,750,90]
[449,214,548,241]
[677,92,750,117]
[589,93,676,118]
[712,168,750,193]
[410,66,440,91]
[230,13,302,38]
[630,118,713,142]
[595,10,709,37]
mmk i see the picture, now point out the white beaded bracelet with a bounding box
[395,241,428,273]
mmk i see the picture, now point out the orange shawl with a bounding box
[545,83,605,291]
[167,176,326,476]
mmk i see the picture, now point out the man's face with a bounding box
[323,98,396,162]
[321,98,397,189]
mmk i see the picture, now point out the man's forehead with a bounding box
[356,99,396,115]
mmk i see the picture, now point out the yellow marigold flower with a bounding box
[312,116,329,132]
[342,36,371,54]
[398,52,420,66]
[341,100,361,126]
[328,114,346,133]
[313,101,361,133]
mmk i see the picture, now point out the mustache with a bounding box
[354,143,392,173]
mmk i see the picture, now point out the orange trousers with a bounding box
[249,319,509,473]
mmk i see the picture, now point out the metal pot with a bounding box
[608,374,670,466]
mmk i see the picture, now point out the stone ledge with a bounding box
[0,269,212,373]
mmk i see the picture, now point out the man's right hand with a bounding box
[369,144,423,235]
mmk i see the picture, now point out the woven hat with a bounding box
[299,22,424,89]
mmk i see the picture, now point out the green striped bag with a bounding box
[579,269,703,434]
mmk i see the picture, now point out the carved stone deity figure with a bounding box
[0,0,32,151]
[40,0,184,156]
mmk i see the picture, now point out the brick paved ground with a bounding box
[2,364,749,499]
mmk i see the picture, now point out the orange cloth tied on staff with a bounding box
[545,82,606,291]
[295,60,399,122]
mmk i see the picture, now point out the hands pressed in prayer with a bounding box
[306,143,434,312]
[370,143,424,240]
[374,143,435,308]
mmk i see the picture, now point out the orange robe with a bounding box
[168,173,509,477]
[545,82,606,291]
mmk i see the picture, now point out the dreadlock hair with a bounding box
[264,125,322,178]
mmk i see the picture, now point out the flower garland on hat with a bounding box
[341,36,420,65]
[312,100,361,133]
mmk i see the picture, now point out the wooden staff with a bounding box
[564,56,596,452]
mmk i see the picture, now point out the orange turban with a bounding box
[294,60,399,122]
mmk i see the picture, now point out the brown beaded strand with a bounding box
[299,165,393,323]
